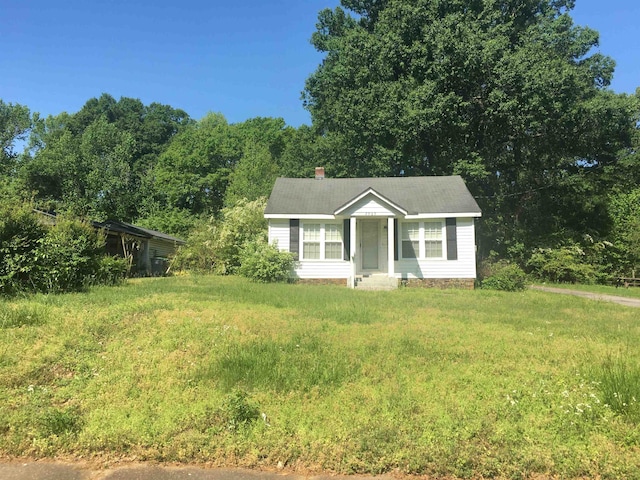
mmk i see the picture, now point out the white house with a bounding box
[264,169,482,289]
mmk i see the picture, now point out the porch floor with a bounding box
[354,274,398,291]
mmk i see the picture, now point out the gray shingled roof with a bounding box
[95,220,186,244]
[265,176,481,216]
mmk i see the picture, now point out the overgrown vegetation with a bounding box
[527,245,598,284]
[0,203,127,296]
[172,196,294,283]
[1,276,639,478]
[238,238,295,283]
[479,257,528,291]
[172,197,270,275]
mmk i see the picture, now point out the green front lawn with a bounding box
[1,276,639,478]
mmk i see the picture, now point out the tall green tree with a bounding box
[278,125,352,179]
[303,0,637,254]
[21,94,191,220]
[608,188,640,276]
[224,141,279,205]
[80,117,137,220]
[0,100,32,178]
[147,112,242,215]
[1,100,31,157]
[223,117,294,204]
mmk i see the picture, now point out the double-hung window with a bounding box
[302,223,343,260]
[400,221,445,259]
[423,221,443,258]
[302,224,321,259]
[401,222,419,258]
[324,224,343,259]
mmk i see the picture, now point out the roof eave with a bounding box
[333,187,408,216]
[405,212,482,219]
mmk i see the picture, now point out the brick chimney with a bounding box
[315,166,325,180]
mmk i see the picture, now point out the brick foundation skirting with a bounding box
[402,278,475,290]
[294,277,475,289]
[295,278,348,286]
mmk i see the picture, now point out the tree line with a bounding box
[2,0,639,281]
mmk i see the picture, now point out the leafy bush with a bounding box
[0,203,46,295]
[607,189,640,276]
[480,259,528,291]
[0,202,127,296]
[32,217,106,293]
[93,255,128,286]
[527,245,596,284]
[238,239,295,283]
[173,197,267,274]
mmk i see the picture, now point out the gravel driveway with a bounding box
[530,285,640,308]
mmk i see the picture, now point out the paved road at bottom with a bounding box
[0,462,394,480]
[530,285,640,308]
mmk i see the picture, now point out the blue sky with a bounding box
[2,0,638,127]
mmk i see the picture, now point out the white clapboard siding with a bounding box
[346,197,395,217]
[268,220,290,252]
[396,218,477,278]
[293,261,351,279]
[270,220,349,278]
[271,218,477,280]
[148,238,180,258]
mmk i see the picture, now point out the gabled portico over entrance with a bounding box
[333,187,406,283]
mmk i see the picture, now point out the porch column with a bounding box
[387,217,395,278]
[350,217,357,268]
[348,217,357,287]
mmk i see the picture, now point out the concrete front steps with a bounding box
[354,274,398,290]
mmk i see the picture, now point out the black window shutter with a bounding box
[446,218,457,260]
[290,219,299,260]
[394,219,399,261]
[343,219,350,261]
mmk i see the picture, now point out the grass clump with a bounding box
[39,405,84,437]
[0,303,47,328]
[595,354,640,423]
[199,334,357,392]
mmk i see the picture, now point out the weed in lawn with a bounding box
[39,405,83,436]
[217,389,260,431]
[594,354,640,423]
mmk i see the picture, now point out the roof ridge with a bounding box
[265,175,481,217]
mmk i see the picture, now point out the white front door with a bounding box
[361,220,379,270]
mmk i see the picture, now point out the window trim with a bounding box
[399,220,446,260]
[301,222,345,261]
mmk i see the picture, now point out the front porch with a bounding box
[346,217,398,288]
